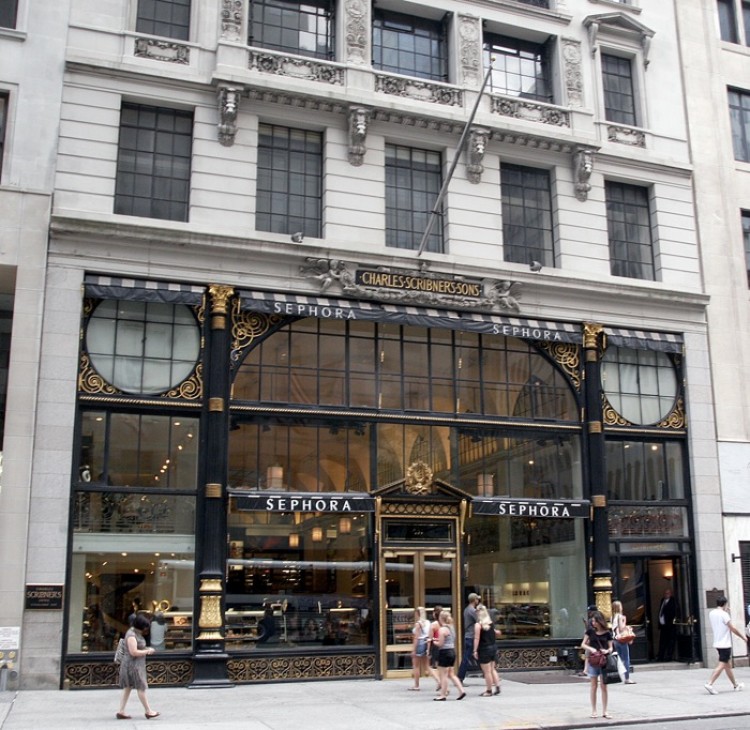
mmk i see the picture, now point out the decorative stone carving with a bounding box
[375,74,463,107]
[134,38,190,64]
[249,51,345,85]
[458,15,482,87]
[300,258,523,312]
[573,147,595,202]
[348,106,370,166]
[490,96,570,127]
[561,38,584,108]
[218,87,240,147]
[466,127,490,184]
[607,124,645,147]
[344,0,368,65]
[405,461,434,496]
[221,0,243,42]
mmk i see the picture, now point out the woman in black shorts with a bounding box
[433,610,466,701]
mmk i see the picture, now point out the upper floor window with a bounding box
[0,93,7,180]
[0,0,17,29]
[373,9,447,82]
[385,144,443,253]
[602,53,636,126]
[729,88,750,162]
[136,0,190,41]
[256,123,322,238]
[501,163,554,268]
[484,34,552,103]
[114,103,193,222]
[605,181,654,280]
[249,0,335,60]
[718,0,750,45]
[743,210,750,287]
[515,0,550,7]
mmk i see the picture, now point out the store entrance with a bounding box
[381,548,458,677]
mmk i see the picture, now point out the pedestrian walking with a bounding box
[428,604,442,683]
[472,604,501,696]
[433,610,466,701]
[581,610,613,719]
[409,606,439,691]
[611,600,635,684]
[457,592,480,683]
[116,613,160,720]
[704,595,746,695]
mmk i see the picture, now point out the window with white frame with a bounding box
[385,144,443,253]
[601,53,637,126]
[256,123,323,238]
[501,163,554,268]
[729,88,750,162]
[718,0,750,45]
[0,0,17,28]
[483,33,553,103]
[136,0,191,41]
[605,181,654,281]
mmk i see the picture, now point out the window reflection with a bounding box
[606,440,685,501]
[226,509,373,649]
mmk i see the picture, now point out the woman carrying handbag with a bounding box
[612,600,636,684]
[581,611,614,719]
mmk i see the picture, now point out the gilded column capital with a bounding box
[582,322,604,350]
[208,284,235,330]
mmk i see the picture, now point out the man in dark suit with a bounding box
[657,589,678,661]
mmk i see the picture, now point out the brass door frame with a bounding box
[377,512,460,679]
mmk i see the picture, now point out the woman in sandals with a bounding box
[409,606,439,690]
[611,600,635,684]
[581,610,614,719]
[116,613,160,720]
[472,604,501,696]
[433,610,466,701]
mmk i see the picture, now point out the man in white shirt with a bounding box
[705,595,746,694]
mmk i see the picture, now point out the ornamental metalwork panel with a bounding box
[496,646,556,670]
[539,342,581,392]
[64,658,193,689]
[230,303,285,368]
[381,502,459,517]
[227,653,376,682]
[602,394,685,431]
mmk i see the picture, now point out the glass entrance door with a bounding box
[382,550,457,676]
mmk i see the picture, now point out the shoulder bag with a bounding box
[618,625,636,645]
[114,638,126,665]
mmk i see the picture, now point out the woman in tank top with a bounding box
[433,610,466,701]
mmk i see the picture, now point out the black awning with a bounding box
[84,274,205,305]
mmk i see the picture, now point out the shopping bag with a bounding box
[615,653,627,683]
[113,638,125,665]
[602,653,622,684]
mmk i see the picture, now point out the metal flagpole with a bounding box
[416,59,494,257]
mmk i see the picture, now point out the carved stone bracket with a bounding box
[348,106,370,166]
[218,87,240,147]
[466,127,490,184]
[573,146,596,202]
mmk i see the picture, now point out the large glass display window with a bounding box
[225,506,373,650]
[69,410,199,654]
[465,514,587,641]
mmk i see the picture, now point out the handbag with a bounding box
[113,638,125,665]
[603,653,622,684]
[589,650,608,668]
[618,625,636,645]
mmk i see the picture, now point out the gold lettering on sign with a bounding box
[356,269,482,298]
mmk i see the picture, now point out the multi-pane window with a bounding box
[114,103,193,222]
[602,53,637,126]
[0,0,17,28]
[0,93,7,180]
[718,0,750,44]
[729,88,750,162]
[484,34,552,103]
[501,164,554,267]
[742,211,750,287]
[136,0,190,41]
[605,181,654,280]
[385,144,442,252]
[515,0,550,7]
[373,10,447,82]
[249,0,335,60]
[256,124,322,238]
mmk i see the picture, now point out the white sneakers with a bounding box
[704,682,743,694]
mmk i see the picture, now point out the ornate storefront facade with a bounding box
[62,267,698,688]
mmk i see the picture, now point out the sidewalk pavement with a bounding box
[1,664,749,730]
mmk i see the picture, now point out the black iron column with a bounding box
[583,322,612,617]
[190,284,235,688]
